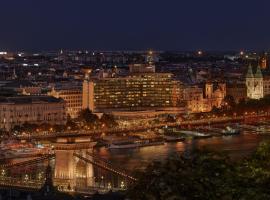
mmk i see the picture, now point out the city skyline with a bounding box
[1,1,270,199]
[1,0,270,51]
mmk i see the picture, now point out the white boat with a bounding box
[222,126,240,135]
[140,139,165,147]
[256,126,270,133]
[108,138,165,149]
[180,130,212,138]
[108,140,140,149]
[2,148,48,159]
[0,139,50,159]
[164,135,185,142]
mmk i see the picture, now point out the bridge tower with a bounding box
[54,148,94,190]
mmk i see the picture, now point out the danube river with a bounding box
[1,129,270,191]
[94,131,270,171]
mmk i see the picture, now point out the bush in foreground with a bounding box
[127,142,270,200]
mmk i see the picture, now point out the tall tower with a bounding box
[82,80,95,111]
[260,57,267,69]
[205,82,213,99]
[146,50,154,65]
[246,64,264,99]
[246,64,254,99]
[253,65,264,99]
[12,67,17,80]
[218,82,226,99]
[260,53,267,69]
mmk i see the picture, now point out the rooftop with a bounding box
[3,80,38,88]
[0,95,64,104]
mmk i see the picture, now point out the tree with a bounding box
[223,95,236,109]
[12,125,22,133]
[66,115,78,130]
[77,108,99,127]
[21,123,38,132]
[127,142,270,200]
[0,128,6,135]
[211,106,220,115]
[165,115,176,123]
[100,113,118,128]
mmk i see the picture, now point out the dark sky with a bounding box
[1,0,270,51]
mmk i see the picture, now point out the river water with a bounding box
[94,131,270,171]
[2,129,270,190]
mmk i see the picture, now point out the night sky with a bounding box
[1,0,270,51]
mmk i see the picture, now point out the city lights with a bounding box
[0,2,269,198]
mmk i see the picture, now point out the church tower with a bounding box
[205,82,213,99]
[260,57,267,69]
[245,64,264,99]
[253,65,263,99]
[246,64,254,99]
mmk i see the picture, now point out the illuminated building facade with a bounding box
[183,86,204,112]
[48,86,82,118]
[263,76,270,96]
[226,83,247,103]
[0,96,66,131]
[183,82,226,113]
[246,64,264,99]
[83,65,182,113]
[260,56,267,69]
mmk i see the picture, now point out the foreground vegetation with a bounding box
[127,141,270,200]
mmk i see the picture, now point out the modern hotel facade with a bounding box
[83,64,183,114]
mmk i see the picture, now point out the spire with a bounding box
[254,64,263,78]
[246,63,254,78]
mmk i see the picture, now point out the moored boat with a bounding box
[108,138,165,149]
[222,126,240,136]
[108,140,140,149]
[163,135,185,142]
[180,130,212,139]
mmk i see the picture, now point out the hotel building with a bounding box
[83,64,184,115]
[0,96,66,131]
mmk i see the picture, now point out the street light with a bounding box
[108,182,112,189]
[24,174,29,182]
[120,181,125,189]
[38,172,43,181]
[1,169,5,177]
[101,176,104,187]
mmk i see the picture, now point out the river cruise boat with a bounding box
[108,138,165,149]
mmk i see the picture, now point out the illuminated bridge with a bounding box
[0,149,136,194]
[74,151,137,182]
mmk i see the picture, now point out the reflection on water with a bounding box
[94,131,270,171]
[2,131,270,190]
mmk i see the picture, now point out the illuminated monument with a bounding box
[53,138,95,190]
[245,64,264,99]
